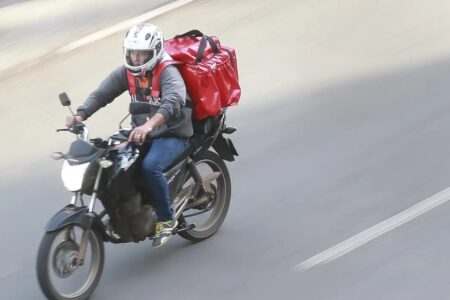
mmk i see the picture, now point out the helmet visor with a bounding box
[125,49,155,68]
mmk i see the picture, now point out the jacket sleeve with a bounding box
[157,65,186,121]
[76,65,128,120]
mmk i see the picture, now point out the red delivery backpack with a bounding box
[151,30,241,120]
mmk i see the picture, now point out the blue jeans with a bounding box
[141,137,189,221]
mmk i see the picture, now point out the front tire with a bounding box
[36,225,104,300]
[179,151,231,242]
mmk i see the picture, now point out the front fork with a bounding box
[76,166,104,265]
[61,166,104,266]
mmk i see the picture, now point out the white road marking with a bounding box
[293,187,450,272]
[57,0,194,53]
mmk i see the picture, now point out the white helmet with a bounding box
[123,23,164,76]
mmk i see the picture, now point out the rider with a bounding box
[66,23,193,247]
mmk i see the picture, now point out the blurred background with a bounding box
[2,0,450,299]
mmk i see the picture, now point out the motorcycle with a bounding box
[36,93,238,300]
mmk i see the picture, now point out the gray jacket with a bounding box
[76,64,193,138]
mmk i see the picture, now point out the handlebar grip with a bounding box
[110,132,129,141]
[56,123,85,134]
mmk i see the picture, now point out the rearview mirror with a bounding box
[129,102,152,115]
[59,92,71,106]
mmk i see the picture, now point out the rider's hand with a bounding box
[66,115,84,128]
[129,123,153,143]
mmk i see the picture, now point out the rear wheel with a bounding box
[179,151,231,242]
[36,225,104,300]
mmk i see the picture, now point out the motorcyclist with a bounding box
[66,23,193,247]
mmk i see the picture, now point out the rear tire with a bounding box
[36,225,104,300]
[179,151,231,242]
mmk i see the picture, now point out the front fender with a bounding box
[45,205,92,232]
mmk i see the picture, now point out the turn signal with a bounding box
[99,159,113,169]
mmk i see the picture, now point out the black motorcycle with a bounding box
[36,93,238,300]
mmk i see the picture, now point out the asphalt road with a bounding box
[2,0,450,299]
[0,0,173,75]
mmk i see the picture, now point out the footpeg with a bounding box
[172,223,195,234]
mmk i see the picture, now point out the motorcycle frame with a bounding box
[45,110,238,263]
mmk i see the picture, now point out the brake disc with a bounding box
[52,240,80,278]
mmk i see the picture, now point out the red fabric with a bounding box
[126,70,137,94]
[221,46,239,79]
[151,33,241,120]
[151,60,182,98]
[165,36,221,63]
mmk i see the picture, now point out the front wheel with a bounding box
[179,150,231,242]
[36,225,104,300]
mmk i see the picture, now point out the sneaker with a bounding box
[152,220,178,248]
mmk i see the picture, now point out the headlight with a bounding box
[61,161,90,192]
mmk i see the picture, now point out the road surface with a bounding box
[1,0,450,299]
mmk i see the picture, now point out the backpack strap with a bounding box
[175,29,204,38]
[150,60,183,97]
[174,29,219,63]
[126,69,137,95]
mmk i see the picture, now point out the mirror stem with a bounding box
[68,106,75,116]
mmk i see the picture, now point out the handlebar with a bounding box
[56,123,89,141]
[56,123,85,133]
[110,129,131,142]
[109,129,149,144]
